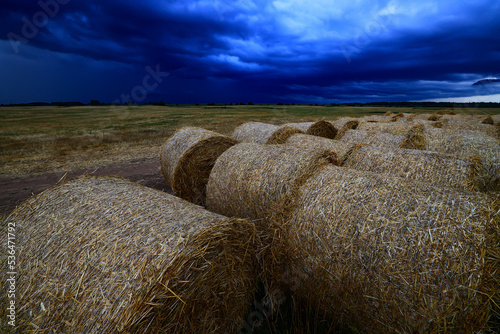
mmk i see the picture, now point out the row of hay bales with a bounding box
[158,125,498,332]
[2,115,499,333]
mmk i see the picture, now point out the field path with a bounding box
[0,158,171,216]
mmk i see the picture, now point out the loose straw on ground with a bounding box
[160,127,237,206]
[0,176,260,333]
[232,122,304,144]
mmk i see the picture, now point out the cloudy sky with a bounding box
[1,0,499,104]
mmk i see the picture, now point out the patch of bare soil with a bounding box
[0,157,171,216]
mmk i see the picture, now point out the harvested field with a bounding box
[343,145,484,191]
[283,121,338,139]
[232,122,304,144]
[283,165,498,333]
[160,127,237,206]
[0,176,260,333]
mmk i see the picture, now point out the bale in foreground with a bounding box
[283,121,338,139]
[283,133,357,165]
[343,145,483,191]
[232,122,304,144]
[0,176,259,333]
[160,127,238,206]
[284,165,498,333]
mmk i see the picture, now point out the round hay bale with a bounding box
[160,127,238,206]
[437,109,456,115]
[339,129,406,149]
[425,128,500,192]
[206,143,335,222]
[284,121,338,139]
[390,112,404,122]
[232,122,304,144]
[206,143,335,312]
[482,116,494,125]
[400,123,426,149]
[283,165,498,333]
[357,121,414,136]
[344,145,483,191]
[0,176,259,333]
[441,120,499,138]
[428,113,441,121]
[284,133,357,165]
[330,118,360,139]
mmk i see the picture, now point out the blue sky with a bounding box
[1,0,499,104]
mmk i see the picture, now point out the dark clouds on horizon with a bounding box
[1,0,500,104]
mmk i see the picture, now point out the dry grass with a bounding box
[282,165,498,333]
[232,122,304,144]
[343,145,484,192]
[283,121,338,139]
[0,176,260,333]
[160,127,237,206]
[284,134,357,165]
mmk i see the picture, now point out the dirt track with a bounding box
[0,158,172,216]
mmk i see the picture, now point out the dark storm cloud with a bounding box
[1,0,499,103]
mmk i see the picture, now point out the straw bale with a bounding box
[425,128,500,192]
[482,116,494,124]
[0,176,259,333]
[160,127,238,206]
[344,145,483,191]
[428,114,441,121]
[441,119,499,138]
[284,120,338,139]
[339,129,406,149]
[390,112,405,121]
[330,117,360,139]
[284,133,357,165]
[283,165,498,333]
[357,121,414,136]
[492,114,500,125]
[425,128,499,157]
[232,122,304,144]
[437,109,456,115]
[206,143,335,222]
[400,123,426,149]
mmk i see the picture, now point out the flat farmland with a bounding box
[2,104,497,177]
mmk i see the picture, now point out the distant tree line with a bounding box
[1,101,499,108]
